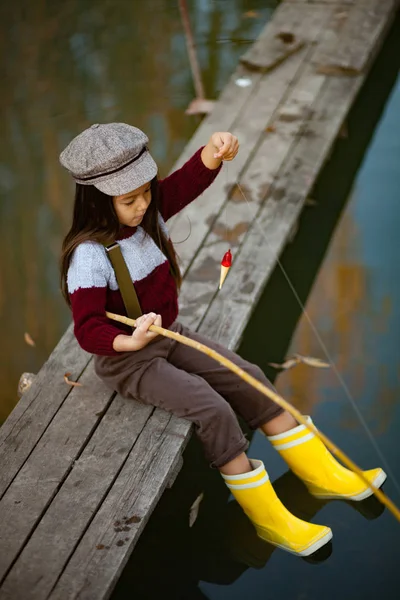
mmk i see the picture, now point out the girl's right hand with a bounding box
[130,312,162,350]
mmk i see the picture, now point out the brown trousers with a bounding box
[94,322,283,468]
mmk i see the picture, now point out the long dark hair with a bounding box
[60,178,182,306]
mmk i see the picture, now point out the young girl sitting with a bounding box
[60,123,386,557]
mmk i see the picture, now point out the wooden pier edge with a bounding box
[0,1,398,598]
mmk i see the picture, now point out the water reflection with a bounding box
[0,0,276,421]
[279,204,399,438]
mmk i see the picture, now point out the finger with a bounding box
[138,313,156,332]
[145,315,162,340]
[227,142,237,158]
[223,150,236,161]
[145,315,162,341]
[221,138,238,161]
[214,136,231,158]
[135,313,150,327]
[134,316,144,328]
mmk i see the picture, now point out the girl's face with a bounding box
[113,181,152,227]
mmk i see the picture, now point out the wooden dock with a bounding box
[0,1,397,598]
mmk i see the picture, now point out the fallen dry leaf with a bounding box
[305,197,317,207]
[276,31,295,44]
[269,354,330,371]
[338,122,348,139]
[243,10,259,18]
[229,182,252,203]
[185,98,215,116]
[17,372,36,398]
[316,64,360,77]
[269,358,300,371]
[212,221,249,244]
[64,372,83,387]
[294,354,330,368]
[24,332,36,347]
[189,492,204,527]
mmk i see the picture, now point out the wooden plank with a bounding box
[240,29,306,73]
[168,1,333,274]
[314,0,398,74]
[198,0,397,350]
[200,80,361,350]
[0,394,154,599]
[0,362,115,584]
[0,325,90,499]
[49,412,190,600]
[166,454,184,489]
[177,3,346,331]
[167,0,325,172]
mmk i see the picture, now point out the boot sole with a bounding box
[257,528,333,557]
[310,470,387,501]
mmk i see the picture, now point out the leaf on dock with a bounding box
[315,64,361,77]
[17,372,36,398]
[185,98,215,116]
[243,10,259,19]
[24,332,36,347]
[189,492,204,527]
[269,354,330,371]
[64,372,83,387]
[276,31,295,45]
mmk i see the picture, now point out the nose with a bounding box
[136,195,149,211]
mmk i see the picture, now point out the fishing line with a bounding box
[235,181,400,498]
[225,162,230,243]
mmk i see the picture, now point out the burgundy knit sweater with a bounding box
[67,148,221,356]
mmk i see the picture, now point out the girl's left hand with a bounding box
[210,132,239,161]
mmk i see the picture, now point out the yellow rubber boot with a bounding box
[267,417,387,501]
[222,459,332,556]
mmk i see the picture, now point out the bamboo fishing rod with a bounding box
[106,311,400,522]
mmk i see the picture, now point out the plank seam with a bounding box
[176,3,334,279]
[193,6,337,333]
[0,355,92,503]
[0,388,122,588]
[193,0,397,338]
[46,409,181,600]
[202,1,398,350]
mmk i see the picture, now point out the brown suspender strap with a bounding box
[105,242,142,320]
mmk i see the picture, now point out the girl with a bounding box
[60,123,385,557]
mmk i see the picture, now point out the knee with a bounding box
[246,361,268,383]
[199,398,238,429]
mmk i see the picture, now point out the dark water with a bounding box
[0,0,276,422]
[111,14,400,600]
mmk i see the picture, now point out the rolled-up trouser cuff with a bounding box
[210,437,250,469]
[247,402,285,430]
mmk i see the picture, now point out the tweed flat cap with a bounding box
[59,123,158,196]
